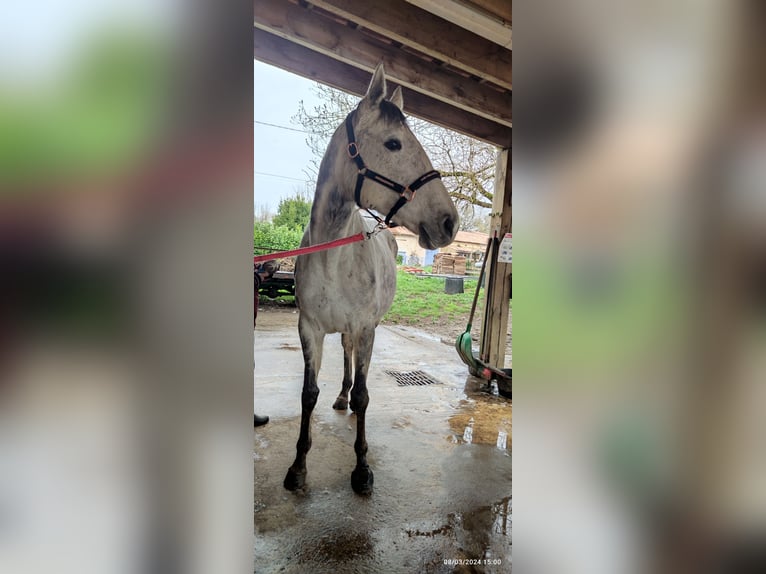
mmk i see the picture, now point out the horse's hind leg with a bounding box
[332,334,354,410]
[350,327,375,495]
[284,317,324,491]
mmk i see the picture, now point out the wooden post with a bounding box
[480,147,512,369]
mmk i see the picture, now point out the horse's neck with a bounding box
[307,126,366,243]
[308,179,361,244]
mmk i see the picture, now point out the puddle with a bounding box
[491,497,511,537]
[406,522,454,538]
[405,496,512,571]
[254,312,511,572]
[463,418,474,444]
[448,399,512,451]
[496,430,508,450]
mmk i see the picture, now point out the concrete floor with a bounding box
[254,309,512,574]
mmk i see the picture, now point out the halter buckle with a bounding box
[347,142,359,159]
[365,221,387,239]
[402,187,416,202]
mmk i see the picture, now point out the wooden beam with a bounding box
[480,147,512,369]
[465,0,512,25]
[254,0,512,126]
[406,0,512,49]
[254,27,511,147]
[305,0,511,90]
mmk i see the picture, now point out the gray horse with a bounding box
[284,64,459,495]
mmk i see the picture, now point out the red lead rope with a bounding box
[253,232,367,264]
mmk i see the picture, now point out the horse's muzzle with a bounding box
[419,213,458,249]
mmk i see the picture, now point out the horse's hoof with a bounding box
[351,467,374,495]
[332,397,348,410]
[283,468,306,491]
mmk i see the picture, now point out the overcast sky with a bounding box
[254,60,327,216]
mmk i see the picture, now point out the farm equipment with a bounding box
[254,245,296,300]
[259,270,295,299]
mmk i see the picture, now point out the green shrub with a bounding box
[254,222,303,254]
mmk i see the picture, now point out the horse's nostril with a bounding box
[443,215,455,237]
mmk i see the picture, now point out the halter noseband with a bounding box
[345,110,441,227]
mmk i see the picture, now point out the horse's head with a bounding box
[348,64,459,249]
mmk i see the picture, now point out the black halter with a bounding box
[345,111,441,227]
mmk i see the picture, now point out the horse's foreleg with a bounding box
[332,333,354,410]
[284,318,324,491]
[350,327,375,495]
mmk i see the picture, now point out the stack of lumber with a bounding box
[277,257,296,272]
[433,254,467,275]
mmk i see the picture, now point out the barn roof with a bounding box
[254,0,511,147]
[389,226,488,246]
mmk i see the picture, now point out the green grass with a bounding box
[383,271,482,328]
[261,270,497,332]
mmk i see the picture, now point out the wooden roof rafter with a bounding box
[304,0,511,90]
[253,28,511,147]
[254,0,511,147]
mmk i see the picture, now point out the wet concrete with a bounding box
[254,309,512,573]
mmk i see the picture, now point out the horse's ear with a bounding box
[365,63,387,106]
[389,86,404,111]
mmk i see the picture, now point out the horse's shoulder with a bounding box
[378,228,397,255]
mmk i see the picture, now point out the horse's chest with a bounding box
[296,250,396,332]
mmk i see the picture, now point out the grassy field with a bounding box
[261,270,488,333]
[383,271,482,329]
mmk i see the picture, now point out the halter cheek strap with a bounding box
[345,111,441,227]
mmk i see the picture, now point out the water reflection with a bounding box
[448,397,512,451]
[463,417,475,444]
[496,430,508,450]
[492,496,511,537]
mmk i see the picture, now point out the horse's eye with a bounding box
[384,139,402,151]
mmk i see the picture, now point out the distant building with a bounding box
[389,227,488,267]
[440,230,490,261]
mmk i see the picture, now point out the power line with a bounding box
[254,120,310,134]
[254,170,312,183]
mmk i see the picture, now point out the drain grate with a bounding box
[384,369,441,386]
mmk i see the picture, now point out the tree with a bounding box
[253,190,311,256]
[254,203,274,223]
[292,83,496,231]
[271,188,312,230]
